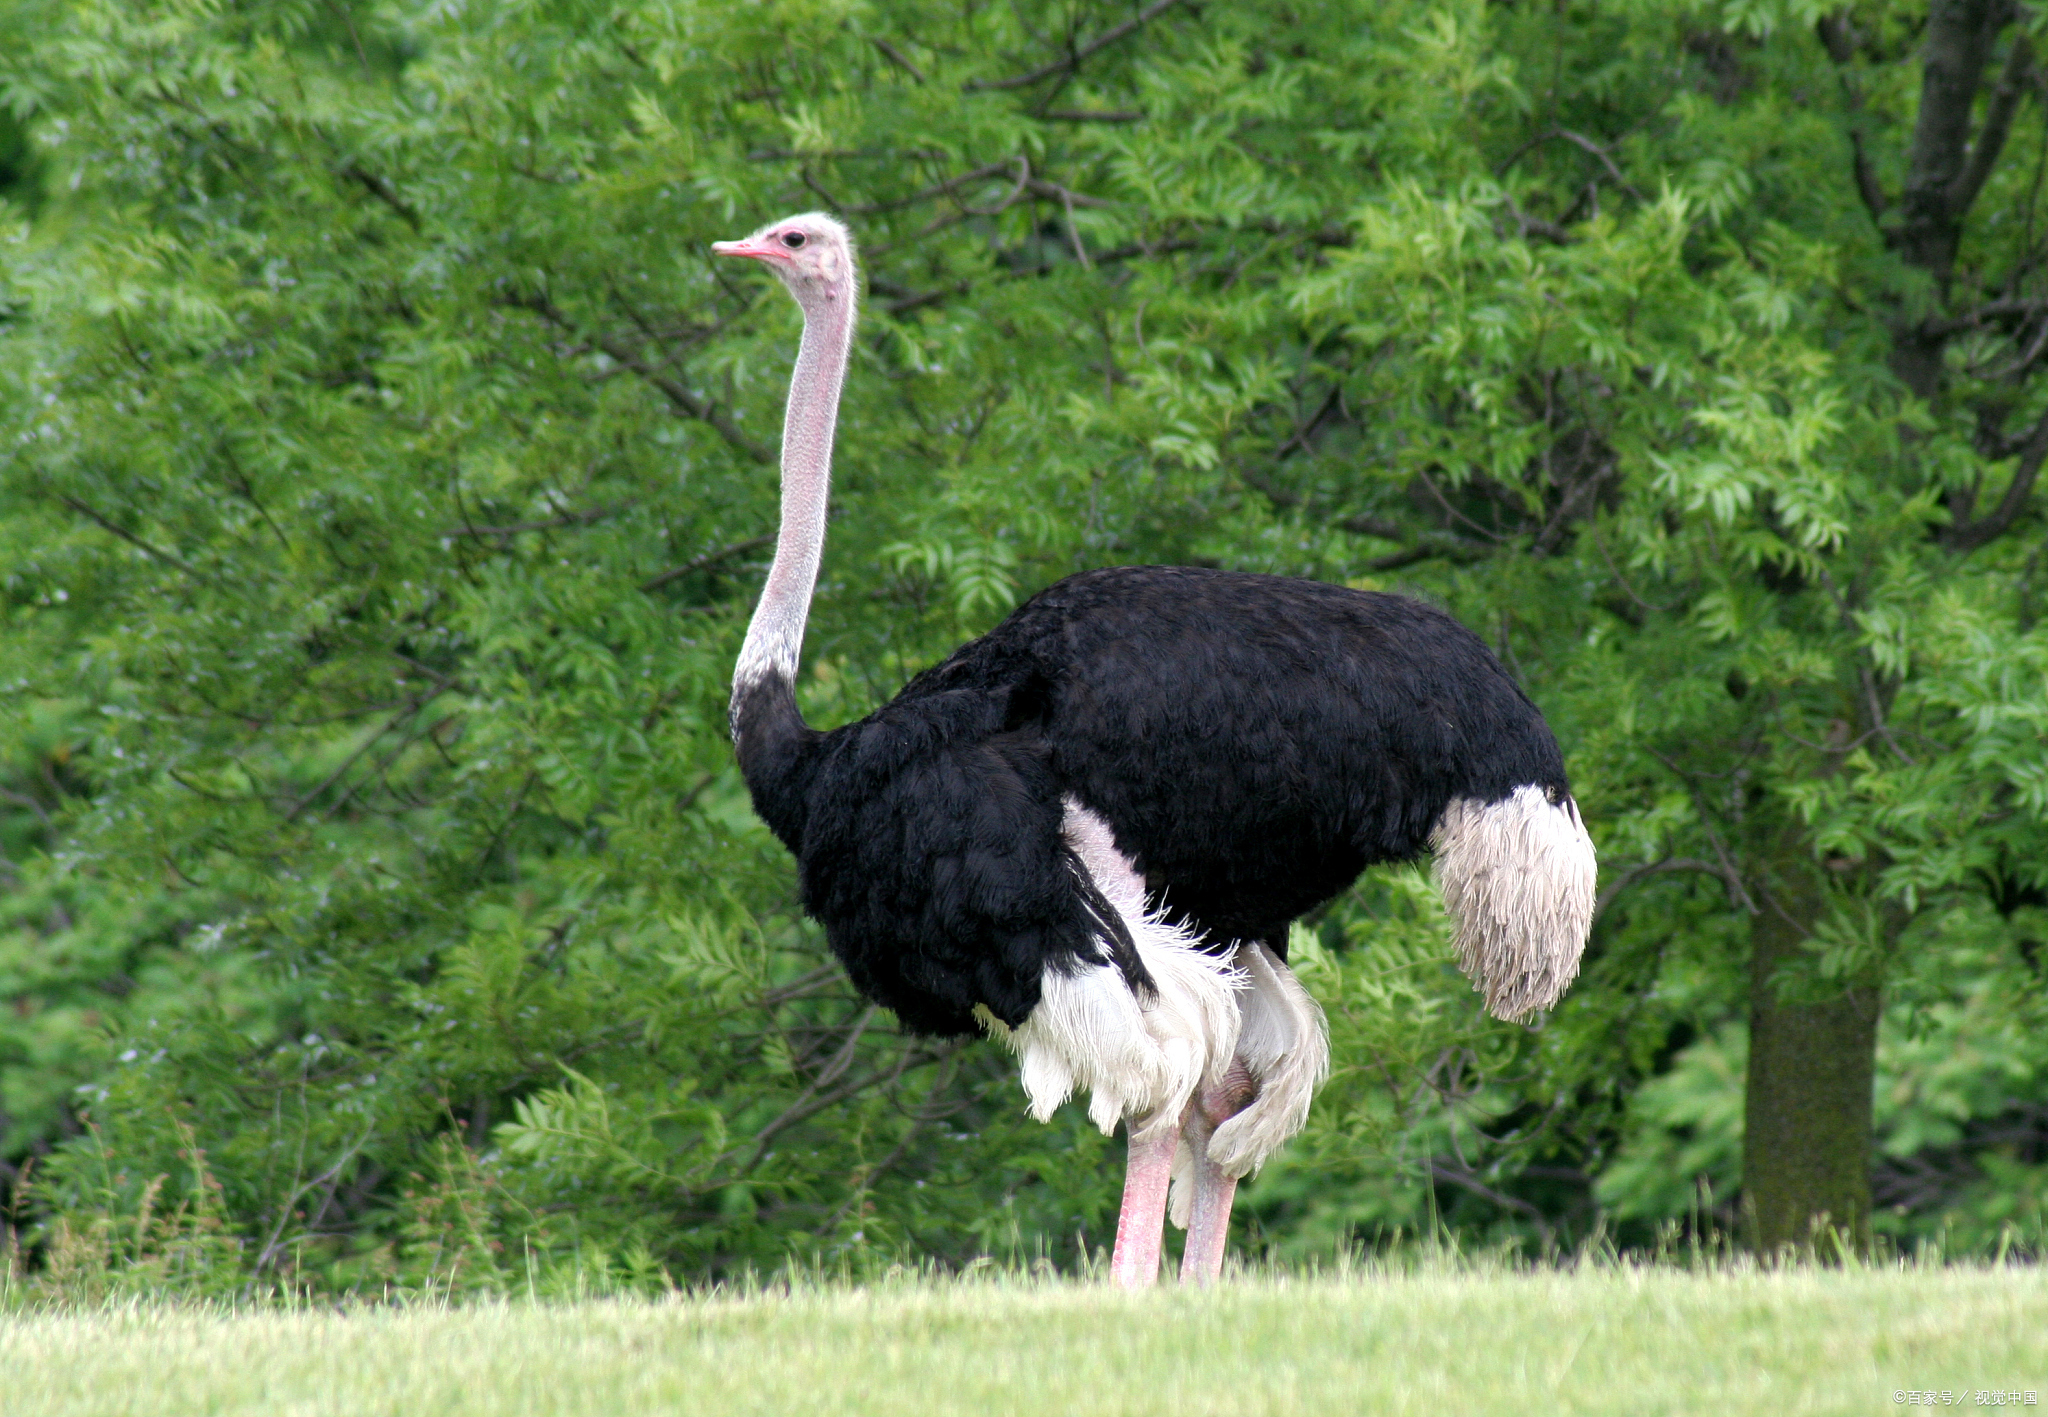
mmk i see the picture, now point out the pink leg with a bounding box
[1108,1116,1179,1290]
[1178,1062,1256,1287]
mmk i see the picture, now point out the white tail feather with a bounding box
[1432,785,1597,1022]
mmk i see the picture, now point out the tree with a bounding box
[2,0,2045,1290]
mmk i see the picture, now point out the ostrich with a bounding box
[711,212,1596,1287]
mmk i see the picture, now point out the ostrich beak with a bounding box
[712,235,784,262]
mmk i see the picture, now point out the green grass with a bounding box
[4,1264,2046,1416]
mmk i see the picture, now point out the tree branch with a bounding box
[1495,127,1644,205]
[1820,11,1890,221]
[737,1038,961,1174]
[1896,0,2011,275]
[638,533,775,593]
[1502,194,1575,247]
[1943,403,2048,551]
[1342,526,1492,573]
[1025,176,1113,210]
[1917,294,2048,338]
[1850,130,1890,220]
[1041,108,1144,123]
[500,292,772,463]
[869,37,927,83]
[54,494,210,583]
[1336,513,1406,541]
[1551,128,1648,203]
[444,502,631,540]
[282,702,423,823]
[842,158,1019,216]
[341,163,422,232]
[1947,32,2033,218]
[966,0,1190,92]
[1593,858,1744,923]
[1859,665,1916,764]
[1427,1160,1555,1247]
[867,277,971,316]
[1643,750,1763,913]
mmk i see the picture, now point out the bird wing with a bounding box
[798,715,1140,1038]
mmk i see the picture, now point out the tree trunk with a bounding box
[1749,3,2029,1260]
[1742,873,1880,1255]
[1892,0,2009,292]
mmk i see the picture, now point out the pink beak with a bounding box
[711,234,786,262]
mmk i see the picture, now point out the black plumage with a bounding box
[734,564,1572,1038]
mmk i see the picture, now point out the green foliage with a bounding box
[1,0,2045,1291]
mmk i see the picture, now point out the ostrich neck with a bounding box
[732,285,855,714]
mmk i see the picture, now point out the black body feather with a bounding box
[733,566,1571,1038]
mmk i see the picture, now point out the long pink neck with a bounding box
[733,280,856,706]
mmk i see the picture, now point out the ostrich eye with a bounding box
[781,231,807,249]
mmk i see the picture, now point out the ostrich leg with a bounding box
[1178,1060,1257,1286]
[1108,1113,1180,1289]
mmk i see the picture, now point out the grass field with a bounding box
[4,1263,2046,1416]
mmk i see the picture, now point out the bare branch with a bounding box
[1944,403,2048,551]
[1427,1160,1555,1248]
[1025,176,1113,210]
[739,1039,962,1172]
[841,158,1019,216]
[1336,513,1406,541]
[1495,127,1644,202]
[1501,193,1575,247]
[1552,129,1648,203]
[762,965,843,1008]
[1594,858,1761,924]
[1091,218,1347,267]
[870,278,970,316]
[966,0,1190,92]
[444,502,631,541]
[251,1126,375,1279]
[1820,13,1892,222]
[0,786,51,829]
[1990,311,2048,381]
[341,163,421,232]
[1948,33,2033,218]
[961,156,1033,216]
[1041,108,1144,123]
[1416,472,1510,543]
[282,702,423,824]
[1644,748,1761,914]
[639,533,775,594]
[1591,528,1674,617]
[1850,129,1890,220]
[870,36,927,83]
[1859,665,1916,765]
[55,494,211,583]
[863,159,1036,256]
[1047,183,1095,269]
[500,292,772,463]
[1917,294,2048,338]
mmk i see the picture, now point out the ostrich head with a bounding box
[712,212,856,313]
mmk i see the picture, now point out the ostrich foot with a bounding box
[1108,1114,1179,1290]
[1178,1060,1257,1286]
